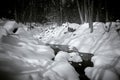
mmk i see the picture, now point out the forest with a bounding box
[0,0,119,32]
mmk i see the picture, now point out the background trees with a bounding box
[0,0,119,27]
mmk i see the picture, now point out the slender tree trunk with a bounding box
[84,0,88,22]
[76,0,84,24]
[14,7,17,22]
[51,0,56,6]
[105,11,109,22]
[105,0,109,22]
[14,0,18,22]
[60,0,63,25]
[96,0,103,22]
[96,10,99,22]
[88,0,94,33]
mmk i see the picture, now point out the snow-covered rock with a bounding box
[44,61,79,80]
[43,50,80,80]
[3,21,19,34]
[54,51,82,63]
[85,67,119,80]
[69,52,82,62]
[91,55,117,67]
[54,51,70,62]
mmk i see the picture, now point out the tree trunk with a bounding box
[76,0,84,24]
[96,10,99,22]
[60,0,63,25]
[105,0,109,22]
[84,0,88,23]
[88,0,94,33]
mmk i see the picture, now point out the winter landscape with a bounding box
[0,0,120,80]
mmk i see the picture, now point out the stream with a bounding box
[46,43,94,80]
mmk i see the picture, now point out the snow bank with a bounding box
[18,42,55,59]
[39,22,105,53]
[0,21,81,80]
[1,20,120,80]
[0,35,55,80]
[38,21,120,80]
[39,22,120,53]
[85,67,119,80]
[91,55,117,67]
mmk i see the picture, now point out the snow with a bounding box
[85,67,119,80]
[37,21,120,80]
[3,21,19,34]
[1,20,120,80]
[0,27,7,39]
[69,52,82,62]
[38,21,120,54]
[44,61,79,80]
[42,50,80,80]
[91,55,117,67]
[39,22,105,53]
[0,20,80,80]
[43,70,64,80]
[54,51,70,62]
[54,51,82,63]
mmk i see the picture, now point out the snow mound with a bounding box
[55,51,70,62]
[85,67,119,80]
[69,52,82,62]
[44,61,79,80]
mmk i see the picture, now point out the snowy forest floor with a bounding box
[0,19,120,80]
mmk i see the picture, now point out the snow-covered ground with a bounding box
[35,21,120,80]
[0,19,120,80]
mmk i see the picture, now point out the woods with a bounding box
[0,0,118,31]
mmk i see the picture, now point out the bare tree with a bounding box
[76,0,84,24]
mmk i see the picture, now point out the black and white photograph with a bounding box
[0,0,120,80]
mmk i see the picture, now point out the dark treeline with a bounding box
[0,0,119,25]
